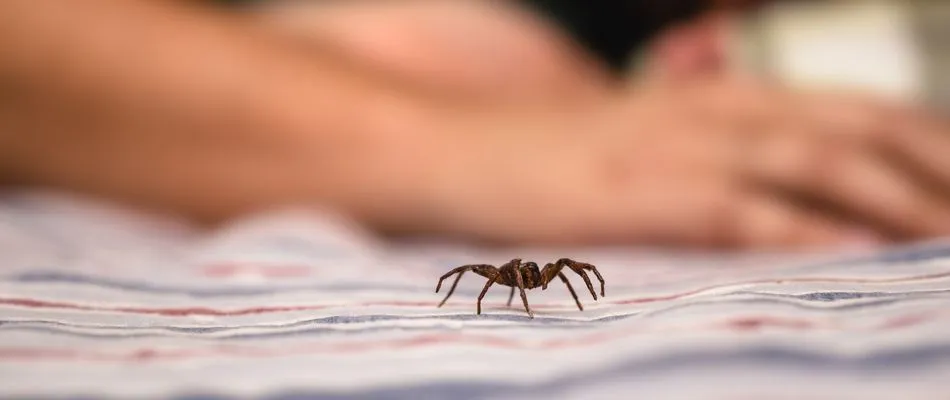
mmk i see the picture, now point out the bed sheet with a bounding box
[2,191,949,399]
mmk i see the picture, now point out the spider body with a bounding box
[435,258,605,318]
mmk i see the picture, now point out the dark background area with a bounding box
[519,0,707,71]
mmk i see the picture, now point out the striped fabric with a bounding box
[2,191,949,399]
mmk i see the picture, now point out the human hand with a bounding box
[405,79,950,249]
[652,79,950,246]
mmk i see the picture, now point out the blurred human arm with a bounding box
[0,0,459,231]
[248,0,617,106]
[1,0,949,251]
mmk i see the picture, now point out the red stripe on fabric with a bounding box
[0,298,328,316]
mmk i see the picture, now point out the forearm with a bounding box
[0,0,444,226]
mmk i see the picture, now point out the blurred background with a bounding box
[1,0,948,249]
[540,0,947,110]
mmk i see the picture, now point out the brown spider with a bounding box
[435,258,605,318]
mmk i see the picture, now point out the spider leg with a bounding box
[436,264,498,307]
[436,266,467,293]
[559,258,605,300]
[539,263,561,290]
[476,275,499,315]
[587,266,606,297]
[506,286,515,307]
[437,271,465,308]
[577,270,597,301]
[557,272,583,311]
[514,267,534,318]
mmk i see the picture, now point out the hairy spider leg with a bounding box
[540,259,605,300]
[512,265,534,318]
[539,264,585,311]
[561,258,606,298]
[436,264,498,308]
[437,271,465,307]
[510,261,540,307]
[477,274,500,315]
[539,263,561,290]
[558,272,584,311]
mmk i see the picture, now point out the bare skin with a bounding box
[250,0,617,106]
[1,0,949,250]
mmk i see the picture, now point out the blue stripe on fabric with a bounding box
[49,342,950,400]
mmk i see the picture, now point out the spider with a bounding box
[435,258,605,318]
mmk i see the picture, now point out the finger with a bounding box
[743,131,950,238]
[585,169,846,249]
[662,78,893,141]
[724,193,886,250]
